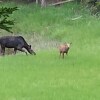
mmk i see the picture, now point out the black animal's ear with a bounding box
[29,45,31,48]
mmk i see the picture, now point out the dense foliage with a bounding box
[0,7,18,32]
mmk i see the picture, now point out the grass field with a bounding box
[0,1,100,100]
[0,49,100,100]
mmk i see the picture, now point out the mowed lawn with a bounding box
[0,49,100,100]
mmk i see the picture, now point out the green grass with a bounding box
[0,50,100,100]
[0,2,100,100]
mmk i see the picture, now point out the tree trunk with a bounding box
[41,0,46,7]
[36,0,38,4]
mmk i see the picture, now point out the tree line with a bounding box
[1,0,100,4]
[0,0,100,32]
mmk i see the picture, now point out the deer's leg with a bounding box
[62,52,64,59]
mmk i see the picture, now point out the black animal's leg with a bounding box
[14,48,17,55]
[1,46,5,56]
[18,48,27,55]
[21,49,27,55]
[17,46,28,55]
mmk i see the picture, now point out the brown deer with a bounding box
[59,42,72,59]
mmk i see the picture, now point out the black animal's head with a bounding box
[27,45,36,55]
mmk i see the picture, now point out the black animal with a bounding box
[0,36,36,55]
